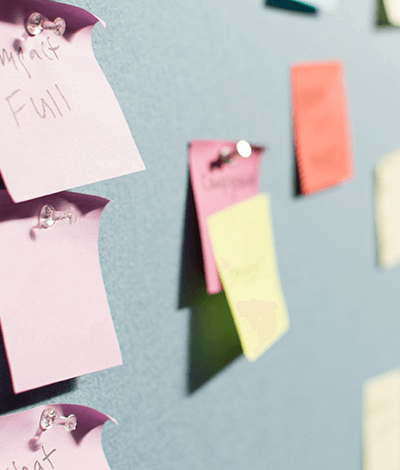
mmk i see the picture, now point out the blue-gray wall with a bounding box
[2,0,400,468]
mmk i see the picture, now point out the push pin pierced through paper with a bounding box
[27,12,67,37]
[39,205,77,229]
[210,140,256,170]
[30,408,77,451]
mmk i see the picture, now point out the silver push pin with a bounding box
[40,408,77,432]
[39,205,77,229]
[30,408,77,450]
[210,140,254,170]
[27,12,66,37]
[220,140,252,161]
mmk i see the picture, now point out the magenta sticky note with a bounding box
[0,404,116,469]
[0,190,122,393]
[189,140,264,295]
[0,0,145,203]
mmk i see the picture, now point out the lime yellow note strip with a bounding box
[207,194,289,361]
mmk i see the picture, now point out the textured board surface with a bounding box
[1,1,399,469]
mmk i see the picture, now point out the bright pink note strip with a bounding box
[0,404,116,469]
[189,140,264,295]
[0,190,122,393]
[0,0,145,202]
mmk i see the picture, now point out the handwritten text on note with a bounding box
[7,445,57,470]
[1,404,116,470]
[1,37,72,128]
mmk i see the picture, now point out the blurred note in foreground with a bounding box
[291,61,353,195]
[375,148,400,268]
[363,369,400,470]
[0,404,116,469]
[207,194,289,361]
[380,0,400,26]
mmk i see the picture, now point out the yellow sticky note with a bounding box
[375,148,400,268]
[207,194,289,361]
[363,369,400,470]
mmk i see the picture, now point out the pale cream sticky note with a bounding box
[363,369,400,470]
[207,194,289,361]
[383,0,400,25]
[375,148,400,268]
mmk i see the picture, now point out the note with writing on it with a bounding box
[382,0,400,25]
[207,194,289,361]
[0,0,145,203]
[189,140,264,295]
[0,189,122,393]
[376,149,400,268]
[291,61,353,195]
[363,369,400,470]
[0,404,116,469]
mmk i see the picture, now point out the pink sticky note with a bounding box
[0,0,145,203]
[189,140,264,295]
[0,190,122,393]
[0,404,116,469]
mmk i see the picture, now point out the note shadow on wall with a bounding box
[375,0,393,27]
[0,325,76,415]
[293,141,302,197]
[178,175,242,394]
[265,0,317,15]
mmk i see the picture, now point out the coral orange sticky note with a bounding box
[291,61,354,195]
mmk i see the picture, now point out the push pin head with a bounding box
[40,407,57,431]
[39,205,77,229]
[26,13,43,36]
[210,140,254,170]
[31,408,77,450]
[27,12,66,37]
[63,414,77,433]
[40,408,77,432]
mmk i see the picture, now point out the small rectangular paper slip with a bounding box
[207,194,289,361]
[363,369,400,470]
[375,148,400,269]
